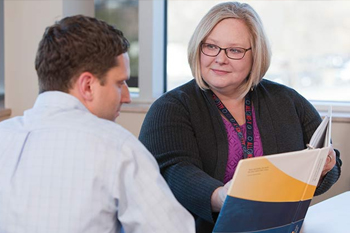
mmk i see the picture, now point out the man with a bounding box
[0,15,194,233]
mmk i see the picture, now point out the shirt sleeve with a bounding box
[113,135,195,233]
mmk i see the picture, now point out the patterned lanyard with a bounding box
[212,91,254,159]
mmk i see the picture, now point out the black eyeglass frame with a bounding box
[200,43,252,60]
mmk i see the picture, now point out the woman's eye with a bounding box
[207,44,217,50]
[229,48,243,53]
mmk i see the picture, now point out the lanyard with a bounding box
[212,91,254,159]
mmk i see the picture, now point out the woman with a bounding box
[139,2,341,233]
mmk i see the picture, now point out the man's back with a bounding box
[0,92,194,233]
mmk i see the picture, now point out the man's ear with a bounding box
[76,72,97,102]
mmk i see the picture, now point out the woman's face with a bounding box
[200,18,253,96]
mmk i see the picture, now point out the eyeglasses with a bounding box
[200,43,251,60]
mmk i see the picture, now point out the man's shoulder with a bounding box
[88,117,151,159]
[0,116,24,130]
[80,115,135,143]
[0,112,134,145]
[49,112,142,154]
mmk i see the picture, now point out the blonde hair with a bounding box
[188,2,271,96]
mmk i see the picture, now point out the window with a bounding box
[94,0,349,113]
[95,0,139,93]
[95,0,166,103]
[0,0,4,107]
[167,1,350,106]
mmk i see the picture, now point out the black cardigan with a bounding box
[139,79,341,233]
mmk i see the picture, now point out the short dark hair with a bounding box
[35,15,130,93]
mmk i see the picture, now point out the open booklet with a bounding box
[213,109,332,233]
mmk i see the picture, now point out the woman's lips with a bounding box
[211,69,231,75]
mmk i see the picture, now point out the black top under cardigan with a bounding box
[139,79,342,233]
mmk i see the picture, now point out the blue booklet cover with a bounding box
[213,147,329,233]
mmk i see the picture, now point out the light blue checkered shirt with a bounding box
[0,91,195,233]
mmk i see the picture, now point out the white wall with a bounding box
[116,111,147,137]
[4,0,94,117]
[0,0,4,96]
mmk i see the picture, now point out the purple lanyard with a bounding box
[212,91,254,159]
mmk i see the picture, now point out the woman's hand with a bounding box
[321,146,336,178]
[211,180,232,212]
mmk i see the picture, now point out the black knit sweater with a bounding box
[139,79,341,233]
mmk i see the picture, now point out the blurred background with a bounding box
[95,0,350,102]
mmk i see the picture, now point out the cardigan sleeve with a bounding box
[139,92,222,223]
[282,85,342,196]
[293,90,342,195]
[255,80,342,196]
[315,149,342,195]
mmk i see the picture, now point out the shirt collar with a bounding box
[33,91,90,114]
